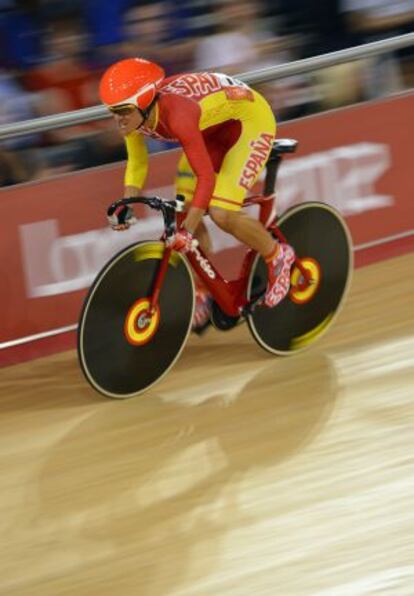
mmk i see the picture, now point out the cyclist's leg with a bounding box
[209,208,275,256]
[208,99,277,257]
[210,209,294,309]
[208,96,294,307]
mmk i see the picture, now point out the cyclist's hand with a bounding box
[166,228,196,253]
[107,205,136,231]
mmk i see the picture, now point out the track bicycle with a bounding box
[78,138,353,398]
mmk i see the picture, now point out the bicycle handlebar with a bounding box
[107,195,178,215]
[107,195,185,237]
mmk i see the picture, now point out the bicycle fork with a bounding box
[148,246,173,314]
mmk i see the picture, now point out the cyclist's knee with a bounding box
[209,207,236,232]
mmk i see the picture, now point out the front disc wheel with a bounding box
[78,242,195,398]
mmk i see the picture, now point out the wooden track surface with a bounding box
[1,253,413,595]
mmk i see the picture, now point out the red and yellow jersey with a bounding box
[124,72,276,209]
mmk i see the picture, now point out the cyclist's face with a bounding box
[110,105,143,136]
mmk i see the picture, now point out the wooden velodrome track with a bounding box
[0,252,413,595]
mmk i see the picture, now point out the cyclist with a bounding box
[99,57,295,329]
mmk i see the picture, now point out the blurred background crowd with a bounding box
[0,0,413,186]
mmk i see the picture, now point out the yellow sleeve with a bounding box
[124,131,149,188]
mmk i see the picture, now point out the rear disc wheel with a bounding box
[246,202,353,354]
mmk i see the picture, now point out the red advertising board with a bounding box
[1,92,413,365]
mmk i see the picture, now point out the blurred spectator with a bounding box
[24,16,94,117]
[0,147,29,185]
[276,0,353,56]
[122,1,174,69]
[340,0,414,97]
[194,0,267,74]
[0,68,40,148]
[308,0,365,110]
[264,5,347,50]
[263,1,364,111]
[122,0,199,74]
[0,68,45,183]
[0,0,45,70]
[22,15,124,171]
[81,0,133,67]
[193,0,318,120]
[170,0,215,41]
[340,0,414,42]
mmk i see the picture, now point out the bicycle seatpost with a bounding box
[264,155,282,197]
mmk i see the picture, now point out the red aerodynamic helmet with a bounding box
[99,58,165,110]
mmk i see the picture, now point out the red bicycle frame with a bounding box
[149,192,311,318]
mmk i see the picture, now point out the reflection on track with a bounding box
[0,254,413,595]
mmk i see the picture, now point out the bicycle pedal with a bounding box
[241,293,265,317]
[192,319,212,336]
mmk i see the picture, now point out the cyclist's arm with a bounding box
[164,95,215,233]
[124,131,148,197]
